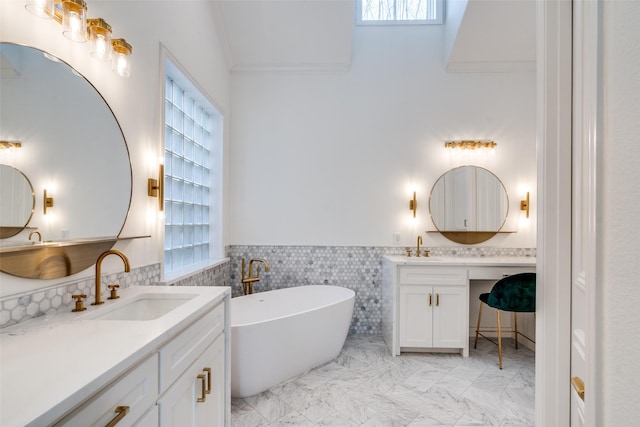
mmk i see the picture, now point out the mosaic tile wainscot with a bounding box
[226,245,536,335]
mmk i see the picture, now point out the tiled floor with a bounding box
[231,335,535,426]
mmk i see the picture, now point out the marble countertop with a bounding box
[0,285,230,426]
[383,255,536,267]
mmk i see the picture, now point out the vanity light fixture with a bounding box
[87,18,112,61]
[24,0,133,76]
[0,141,22,149]
[25,0,53,18]
[60,0,87,42]
[444,140,497,150]
[111,38,132,77]
[409,191,417,218]
[147,164,164,211]
[520,191,530,218]
[43,189,54,214]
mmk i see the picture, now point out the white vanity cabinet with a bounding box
[0,286,231,427]
[157,302,226,426]
[382,256,536,357]
[397,267,469,356]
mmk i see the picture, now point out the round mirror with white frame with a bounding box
[429,165,509,244]
[0,43,131,278]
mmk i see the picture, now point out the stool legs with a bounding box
[474,301,484,349]
[514,312,519,350]
[497,310,503,369]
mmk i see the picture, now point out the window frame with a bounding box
[355,0,444,25]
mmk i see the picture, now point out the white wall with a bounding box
[230,24,537,248]
[0,0,231,296]
[601,0,640,423]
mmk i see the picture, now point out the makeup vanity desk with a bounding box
[381,255,536,357]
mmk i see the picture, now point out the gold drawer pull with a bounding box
[203,367,212,394]
[436,293,440,306]
[197,374,207,402]
[571,376,585,401]
[105,405,129,427]
[429,293,432,306]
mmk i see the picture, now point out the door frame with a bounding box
[536,0,572,425]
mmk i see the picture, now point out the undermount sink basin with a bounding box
[88,293,197,321]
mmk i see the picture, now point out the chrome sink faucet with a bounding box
[241,258,270,295]
[93,250,130,305]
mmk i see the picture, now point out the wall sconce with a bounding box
[0,141,22,149]
[87,18,112,61]
[409,191,417,218]
[444,140,497,150]
[43,189,54,214]
[520,191,530,218]
[24,0,132,76]
[112,39,132,77]
[148,164,164,211]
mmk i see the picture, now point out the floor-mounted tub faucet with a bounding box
[93,249,130,305]
[241,257,270,295]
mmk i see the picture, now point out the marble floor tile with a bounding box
[231,336,534,426]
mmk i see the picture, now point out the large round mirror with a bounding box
[0,43,131,278]
[429,165,508,244]
[0,165,35,238]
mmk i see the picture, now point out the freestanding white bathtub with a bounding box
[230,285,355,398]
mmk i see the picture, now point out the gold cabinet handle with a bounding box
[197,374,206,403]
[105,406,129,427]
[429,293,432,306]
[203,367,212,394]
[436,293,440,307]
[571,376,585,400]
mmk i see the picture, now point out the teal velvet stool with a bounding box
[473,272,536,369]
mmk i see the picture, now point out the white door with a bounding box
[571,0,600,424]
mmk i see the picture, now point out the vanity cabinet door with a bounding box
[431,285,467,349]
[158,333,225,427]
[399,285,433,348]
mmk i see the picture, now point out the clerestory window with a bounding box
[356,0,444,24]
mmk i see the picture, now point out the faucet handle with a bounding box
[107,284,120,300]
[423,249,430,257]
[71,294,87,312]
[406,248,412,257]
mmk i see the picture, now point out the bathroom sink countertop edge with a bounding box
[383,255,536,267]
[0,285,230,426]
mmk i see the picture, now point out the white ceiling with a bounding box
[213,0,536,73]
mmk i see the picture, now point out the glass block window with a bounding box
[163,60,221,276]
[357,0,443,24]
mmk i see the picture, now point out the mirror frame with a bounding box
[428,165,510,245]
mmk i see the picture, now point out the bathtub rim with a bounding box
[230,285,355,328]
